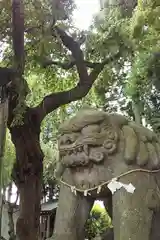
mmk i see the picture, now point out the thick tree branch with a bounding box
[37,51,120,122]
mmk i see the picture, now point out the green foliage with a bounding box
[84,0,160,127]
[125,52,151,100]
[81,7,134,116]
[42,141,58,184]
[124,1,160,126]
[86,8,132,61]
[85,203,112,240]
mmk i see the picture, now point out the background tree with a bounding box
[85,203,112,240]
[85,0,160,126]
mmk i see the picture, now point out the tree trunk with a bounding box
[132,101,142,125]
[9,109,43,240]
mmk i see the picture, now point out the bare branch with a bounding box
[41,59,75,69]
[54,27,89,83]
[25,25,42,34]
[41,59,105,69]
[36,51,120,122]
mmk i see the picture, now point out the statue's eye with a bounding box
[59,133,79,145]
[66,139,72,144]
[82,125,100,135]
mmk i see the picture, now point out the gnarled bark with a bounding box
[10,109,43,240]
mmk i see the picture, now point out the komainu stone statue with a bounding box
[53,107,160,240]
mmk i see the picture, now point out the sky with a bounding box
[73,0,100,30]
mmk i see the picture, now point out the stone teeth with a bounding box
[78,146,83,152]
[73,149,77,154]
[67,150,72,155]
[83,145,89,155]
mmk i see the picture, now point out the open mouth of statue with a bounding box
[59,143,105,167]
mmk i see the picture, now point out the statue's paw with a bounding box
[122,121,160,170]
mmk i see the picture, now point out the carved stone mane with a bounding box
[57,107,160,177]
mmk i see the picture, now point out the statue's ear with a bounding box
[81,104,93,110]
